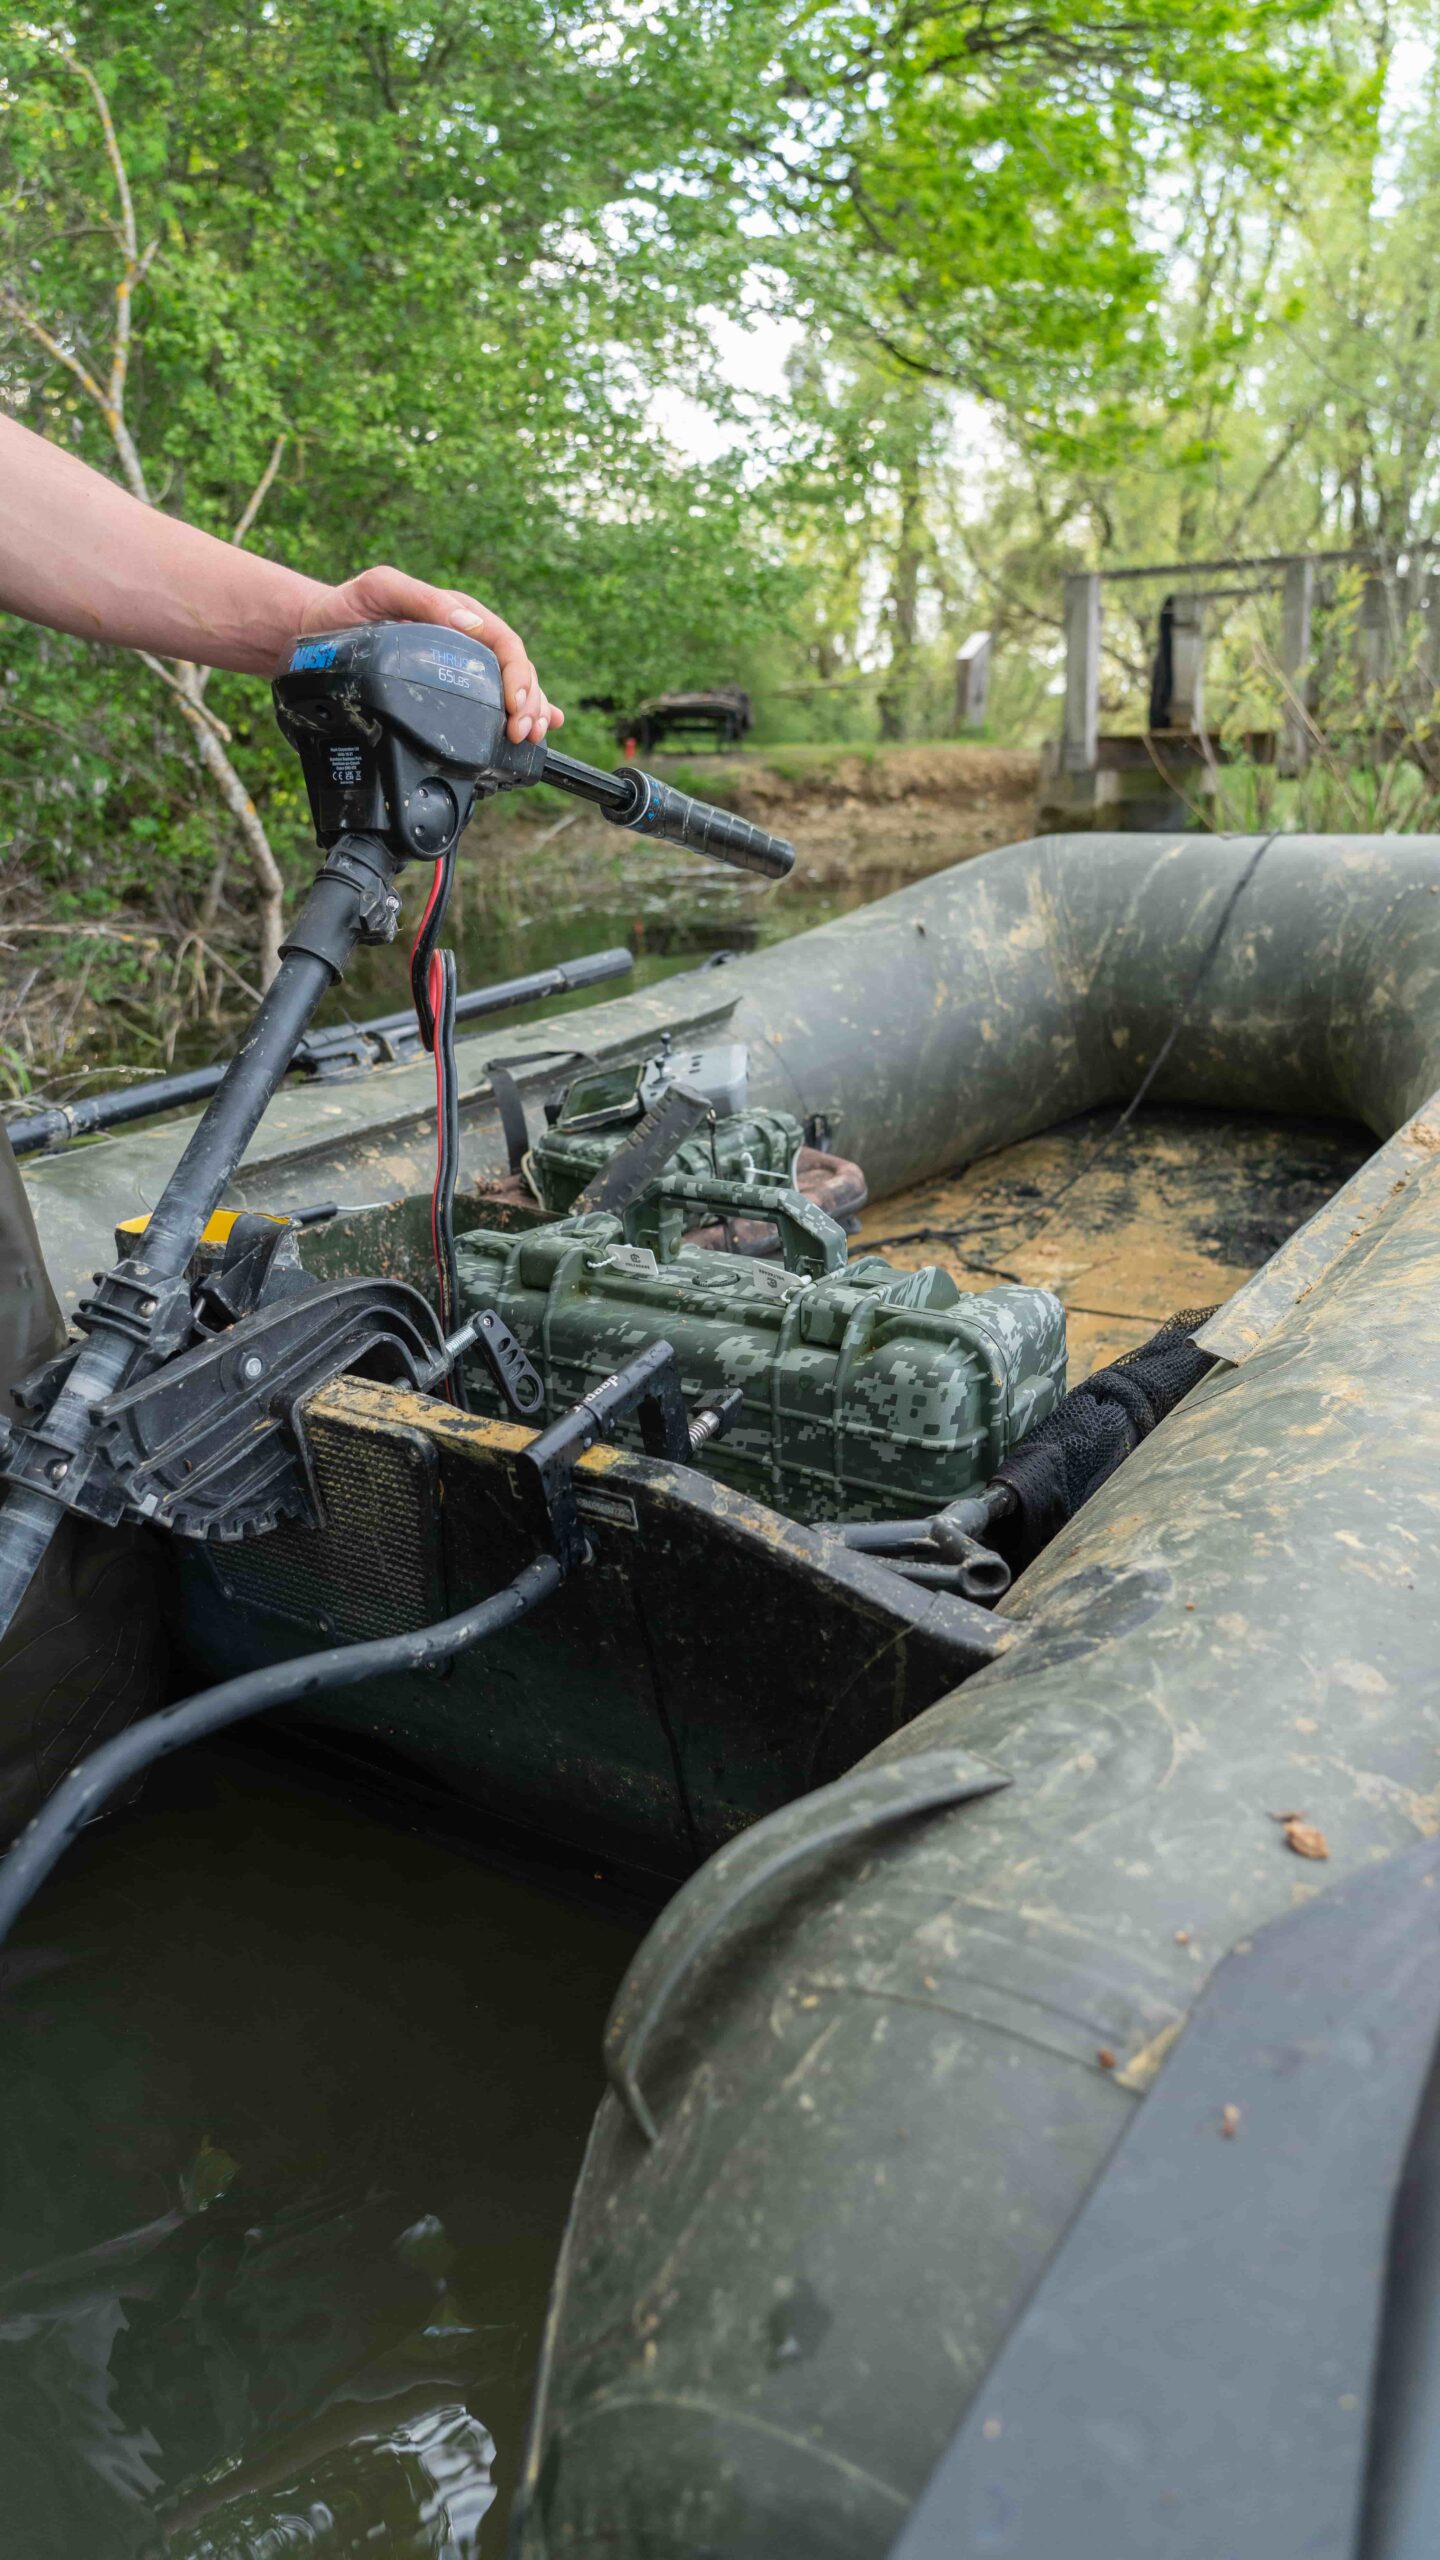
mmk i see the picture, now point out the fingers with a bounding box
[305,569,564,743]
[450,598,561,743]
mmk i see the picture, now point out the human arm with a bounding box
[0,414,560,741]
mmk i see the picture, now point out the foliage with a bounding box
[0,0,799,1061]
[0,0,1378,1079]
[771,0,1343,446]
[861,6,1440,747]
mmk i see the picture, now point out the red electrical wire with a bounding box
[409,856,448,1051]
[409,852,461,1398]
[428,944,449,1352]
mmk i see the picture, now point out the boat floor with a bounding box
[857,1105,1372,1377]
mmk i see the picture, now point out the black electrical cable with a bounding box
[407,843,467,1405]
[0,1552,564,1954]
[430,941,467,1408]
[409,843,454,1048]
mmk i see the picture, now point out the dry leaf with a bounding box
[1283,1818,1329,1861]
[1221,2103,1241,2138]
[1097,2047,1117,2071]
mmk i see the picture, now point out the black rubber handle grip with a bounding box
[605,767,795,878]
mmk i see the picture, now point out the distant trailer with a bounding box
[621,687,752,753]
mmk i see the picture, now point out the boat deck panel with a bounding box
[856,1104,1372,1377]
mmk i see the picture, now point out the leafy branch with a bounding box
[0,48,290,980]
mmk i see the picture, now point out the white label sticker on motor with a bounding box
[602,1245,659,1278]
[748,1261,800,1297]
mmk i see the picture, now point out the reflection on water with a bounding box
[0,1745,640,2556]
[308,824,873,1051]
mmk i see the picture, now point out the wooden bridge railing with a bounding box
[1043,546,1440,832]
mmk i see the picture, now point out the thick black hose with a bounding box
[0,1551,563,1950]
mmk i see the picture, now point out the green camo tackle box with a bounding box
[456,1171,1065,1523]
[531,1102,804,1214]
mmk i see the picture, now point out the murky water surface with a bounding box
[305,822,871,1047]
[0,1746,640,2556]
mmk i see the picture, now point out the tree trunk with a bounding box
[877,459,924,743]
[179,680,285,983]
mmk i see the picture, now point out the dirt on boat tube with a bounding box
[511,830,1440,2558]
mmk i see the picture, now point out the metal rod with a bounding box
[341,944,633,1043]
[0,837,400,1649]
[6,947,634,1156]
[537,747,631,812]
[126,951,341,1280]
[1100,542,1440,586]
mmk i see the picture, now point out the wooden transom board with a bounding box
[178,1374,1003,1881]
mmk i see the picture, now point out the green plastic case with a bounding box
[456,1171,1065,1523]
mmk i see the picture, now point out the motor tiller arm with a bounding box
[0,623,794,1647]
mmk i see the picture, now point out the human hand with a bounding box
[297,565,563,743]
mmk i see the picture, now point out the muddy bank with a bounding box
[487,741,1044,885]
[2,745,1038,1098]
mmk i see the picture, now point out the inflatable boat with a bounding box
[5,626,1440,2557]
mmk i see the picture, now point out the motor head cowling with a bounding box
[273,622,531,864]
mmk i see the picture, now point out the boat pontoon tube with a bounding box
[512,831,1440,2556]
[22,830,1440,1311]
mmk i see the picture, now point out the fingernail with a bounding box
[452,609,485,632]
[533,718,548,741]
[514,684,529,705]
[514,716,533,740]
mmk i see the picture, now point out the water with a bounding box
[287,820,868,1052]
[0,1745,641,2557]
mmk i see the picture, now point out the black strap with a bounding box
[485,1050,593,1177]
[570,1086,710,1216]
[487,1063,530,1176]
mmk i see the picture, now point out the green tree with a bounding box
[770,0,1341,444]
[0,0,792,1006]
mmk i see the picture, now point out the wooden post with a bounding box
[952,631,992,731]
[1280,557,1314,774]
[1062,573,1100,773]
[1358,573,1393,692]
[1167,594,1206,732]
[1422,572,1440,696]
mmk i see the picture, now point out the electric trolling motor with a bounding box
[0,623,794,1647]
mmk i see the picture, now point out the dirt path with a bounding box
[653,743,1041,884]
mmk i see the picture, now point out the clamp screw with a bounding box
[138,1298,157,1319]
[240,1353,265,1385]
[47,1457,70,1483]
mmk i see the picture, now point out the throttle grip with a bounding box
[607,767,794,878]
